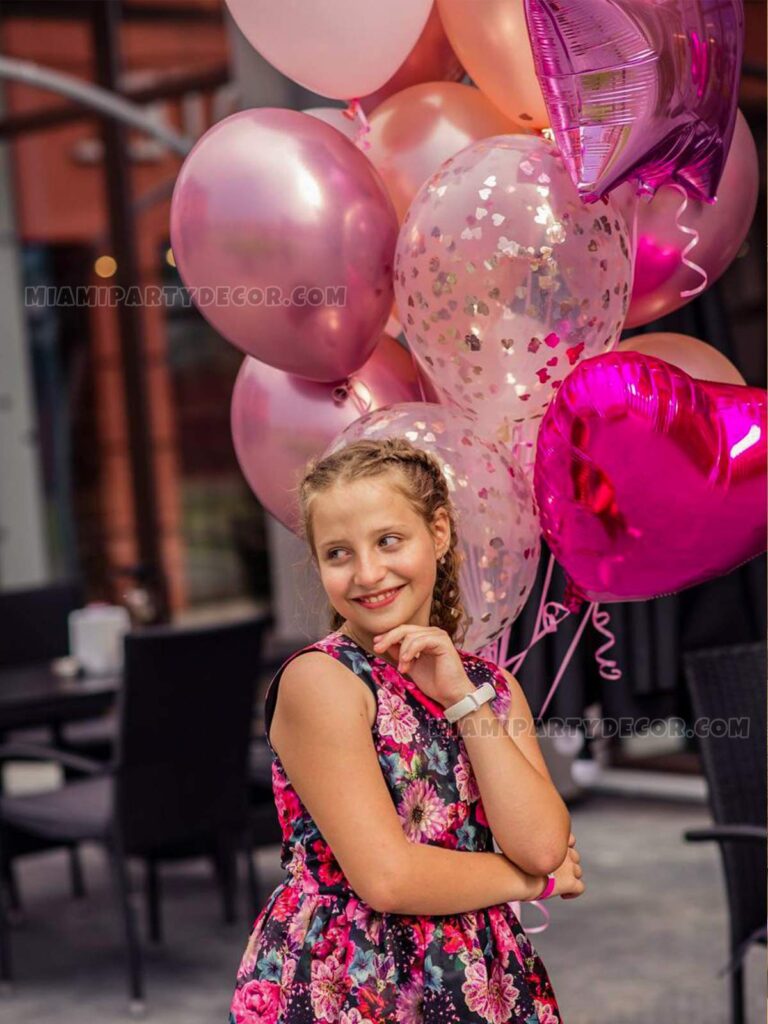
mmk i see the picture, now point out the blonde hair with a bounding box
[298,438,468,644]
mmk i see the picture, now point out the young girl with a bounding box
[229,437,584,1024]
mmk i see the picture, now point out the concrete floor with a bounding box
[0,793,764,1023]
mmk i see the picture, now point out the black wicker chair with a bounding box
[0,614,269,1013]
[683,643,767,1024]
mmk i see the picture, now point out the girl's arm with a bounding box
[453,668,572,876]
[270,653,549,915]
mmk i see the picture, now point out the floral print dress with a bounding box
[229,630,563,1024]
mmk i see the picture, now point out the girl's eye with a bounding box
[379,534,400,547]
[326,548,345,561]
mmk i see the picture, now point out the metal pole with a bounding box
[91,0,170,622]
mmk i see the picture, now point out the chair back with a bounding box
[684,643,767,949]
[0,581,84,668]
[114,615,268,852]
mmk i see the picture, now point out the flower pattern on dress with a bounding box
[228,630,563,1023]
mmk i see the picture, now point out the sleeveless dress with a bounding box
[228,630,563,1024]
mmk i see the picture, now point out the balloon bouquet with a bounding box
[170,0,765,694]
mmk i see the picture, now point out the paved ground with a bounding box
[0,793,764,1022]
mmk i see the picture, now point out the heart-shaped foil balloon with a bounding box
[534,352,767,603]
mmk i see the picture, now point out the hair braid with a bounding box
[298,438,468,644]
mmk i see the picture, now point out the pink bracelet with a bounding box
[534,873,556,900]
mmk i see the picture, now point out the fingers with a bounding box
[568,831,576,847]
[373,624,429,653]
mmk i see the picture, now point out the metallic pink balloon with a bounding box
[525,0,744,201]
[231,335,430,533]
[395,134,633,426]
[325,402,541,652]
[535,352,767,603]
[617,110,759,328]
[171,109,398,382]
[359,4,464,115]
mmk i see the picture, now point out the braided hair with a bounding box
[298,438,468,644]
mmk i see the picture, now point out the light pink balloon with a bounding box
[171,109,398,383]
[618,333,746,387]
[359,4,464,115]
[324,402,541,653]
[366,82,518,221]
[618,111,759,328]
[231,335,430,532]
[225,0,432,100]
[395,134,633,431]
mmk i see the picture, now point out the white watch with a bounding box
[444,682,496,723]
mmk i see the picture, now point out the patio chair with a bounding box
[0,614,269,1014]
[0,580,87,906]
[0,580,84,673]
[683,643,767,1024]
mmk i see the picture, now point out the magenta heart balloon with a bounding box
[525,0,744,202]
[535,352,767,603]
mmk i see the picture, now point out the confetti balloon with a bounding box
[325,402,541,652]
[394,134,633,436]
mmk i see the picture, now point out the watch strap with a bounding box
[444,681,496,723]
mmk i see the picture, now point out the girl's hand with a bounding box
[372,625,474,708]
[551,832,585,900]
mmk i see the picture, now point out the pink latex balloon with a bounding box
[170,109,398,383]
[231,335,429,533]
[525,0,744,201]
[618,333,746,387]
[224,0,431,100]
[325,402,541,652]
[617,111,758,328]
[395,134,633,430]
[535,352,767,603]
[359,5,464,115]
[437,0,548,128]
[366,82,518,221]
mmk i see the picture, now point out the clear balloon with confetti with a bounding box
[394,134,633,438]
[324,402,541,652]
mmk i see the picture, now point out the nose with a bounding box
[352,549,388,590]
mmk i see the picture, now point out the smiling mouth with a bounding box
[352,585,405,608]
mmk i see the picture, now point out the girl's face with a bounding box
[311,472,451,645]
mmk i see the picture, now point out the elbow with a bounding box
[355,848,409,914]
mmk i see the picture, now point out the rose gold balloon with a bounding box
[618,334,746,387]
[359,5,464,115]
[437,0,548,128]
[618,110,758,328]
[231,335,431,532]
[366,82,518,220]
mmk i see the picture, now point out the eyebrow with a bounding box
[319,524,410,548]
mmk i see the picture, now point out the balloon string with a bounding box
[331,376,373,416]
[505,555,571,676]
[508,897,551,934]
[592,604,622,681]
[343,98,371,151]
[670,183,708,299]
[536,600,595,720]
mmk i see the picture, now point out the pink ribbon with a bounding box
[343,98,372,151]
[670,183,709,299]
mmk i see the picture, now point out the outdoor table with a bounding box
[0,662,120,733]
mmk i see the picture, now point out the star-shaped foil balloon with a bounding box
[524,0,744,202]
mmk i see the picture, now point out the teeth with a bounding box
[359,588,399,605]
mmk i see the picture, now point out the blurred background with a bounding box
[0,1,765,1022]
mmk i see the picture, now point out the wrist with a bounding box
[436,677,476,709]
